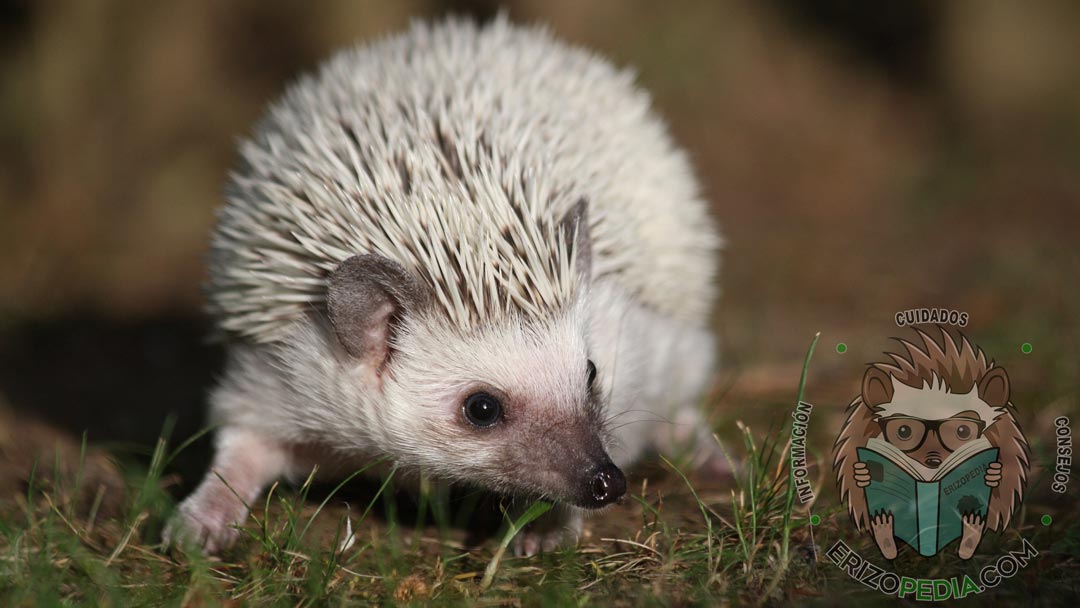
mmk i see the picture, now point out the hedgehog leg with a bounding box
[164,427,287,554]
[511,504,583,557]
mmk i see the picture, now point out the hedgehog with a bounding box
[165,16,722,556]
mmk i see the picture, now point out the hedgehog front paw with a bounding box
[511,507,583,557]
[164,489,250,555]
[512,527,566,557]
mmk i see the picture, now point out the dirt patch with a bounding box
[0,397,126,517]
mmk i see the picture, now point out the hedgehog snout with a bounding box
[582,462,626,508]
[534,421,626,509]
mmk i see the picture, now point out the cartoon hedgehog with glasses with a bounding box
[833,327,1029,560]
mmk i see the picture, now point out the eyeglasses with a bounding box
[878,416,986,452]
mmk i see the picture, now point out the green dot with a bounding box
[810,514,821,526]
[1042,514,1052,526]
[1021,342,1033,354]
[836,343,847,354]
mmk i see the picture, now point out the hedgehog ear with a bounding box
[560,198,592,279]
[978,367,1010,407]
[861,367,894,408]
[327,254,427,371]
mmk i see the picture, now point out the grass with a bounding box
[1,335,1077,606]
[0,424,807,604]
[1,438,789,605]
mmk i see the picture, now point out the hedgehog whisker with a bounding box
[601,408,673,427]
[607,418,667,433]
[605,299,633,400]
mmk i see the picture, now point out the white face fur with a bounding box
[340,296,624,508]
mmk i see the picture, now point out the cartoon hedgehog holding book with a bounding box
[832,327,1029,560]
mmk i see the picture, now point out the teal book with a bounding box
[858,437,998,557]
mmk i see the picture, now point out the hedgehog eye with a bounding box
[896,425,912,440]
[956,424,971,440]
[586,359,597,389]
[463,392,502,428]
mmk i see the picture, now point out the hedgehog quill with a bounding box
[166,17,722,556]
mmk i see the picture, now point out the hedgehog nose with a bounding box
[587,463,626,508]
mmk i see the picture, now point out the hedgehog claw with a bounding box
[510,507,582,557]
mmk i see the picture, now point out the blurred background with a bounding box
[0,0,1078,499]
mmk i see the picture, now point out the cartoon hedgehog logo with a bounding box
[832,327,1030,560]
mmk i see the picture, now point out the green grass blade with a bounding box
[764,331,819,601]
[479,501,553,591]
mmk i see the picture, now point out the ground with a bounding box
[1,330,1077,605]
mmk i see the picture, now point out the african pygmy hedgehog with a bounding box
[167,16,722,556]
